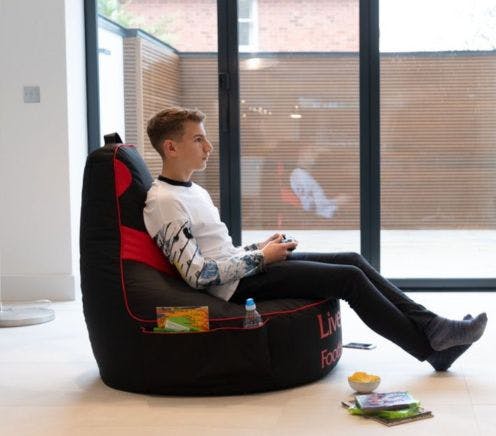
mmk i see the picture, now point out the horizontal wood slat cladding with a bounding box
[123,38,141,151]
[125,42,496,230]
[123,41,221,207]
[180,57,220,208]
[381,54,496,230]
[124,37,181,178]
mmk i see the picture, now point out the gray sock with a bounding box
[426,315,473,371]
[426,312,487,351]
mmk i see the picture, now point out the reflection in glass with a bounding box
[239,1,360,253]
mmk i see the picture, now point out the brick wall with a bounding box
[258,0,358,52]
[124,0,218,52]
[121,0,358,52]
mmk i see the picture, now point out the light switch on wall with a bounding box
[23,86,41,103]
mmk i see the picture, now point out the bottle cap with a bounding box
[245,298,256,309]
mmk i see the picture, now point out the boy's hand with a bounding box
[261,235,298,264]
[259,233,283,249]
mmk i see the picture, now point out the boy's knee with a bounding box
[342,252,366,266]
[343,264,366,280]
[339,265,369,303]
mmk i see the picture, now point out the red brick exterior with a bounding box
[258,0,358,52]
[121,0,358,52]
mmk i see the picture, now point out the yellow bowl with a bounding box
[348,378,381,394]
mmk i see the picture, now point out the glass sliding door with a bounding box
[239,0,360,252]
[97,0,220,205]
[380,0,496,278]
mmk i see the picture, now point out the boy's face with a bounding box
[166,121,213,172]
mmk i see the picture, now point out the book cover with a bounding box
[341,400,433,427]
[155,306,209,333]
[370,410,433,427]
[354,391,418,413]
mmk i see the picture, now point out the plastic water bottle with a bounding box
[244,298,263,328]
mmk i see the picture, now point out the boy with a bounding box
[144,107,487,371]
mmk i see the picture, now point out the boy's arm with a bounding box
[153,220,265,289]
[145,195,266,290]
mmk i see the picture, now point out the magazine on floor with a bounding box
[354,391,418,413]
[341,391,434,427]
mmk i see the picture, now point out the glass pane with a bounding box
[239,0,252,19]
[97,0,220,206]
[239,1,360,252]
[239,22,250,46]
[380,0,496,278]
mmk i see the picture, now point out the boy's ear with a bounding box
[162,138,177,156]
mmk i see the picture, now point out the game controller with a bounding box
[281,234,297,250]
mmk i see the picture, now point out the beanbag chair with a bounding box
[80,134,342,395]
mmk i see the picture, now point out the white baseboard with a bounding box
[0,274,75,302]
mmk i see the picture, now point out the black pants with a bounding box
[231,252,437,361]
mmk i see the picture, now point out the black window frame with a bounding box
[84,0,496,292]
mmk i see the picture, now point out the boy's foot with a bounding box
[426,312,487,351]
[426,315,473,371]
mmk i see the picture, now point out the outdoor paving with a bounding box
[242,230,496,278]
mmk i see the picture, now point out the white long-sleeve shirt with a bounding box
[144,176,265,301]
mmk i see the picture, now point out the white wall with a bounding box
[0,0,87,301]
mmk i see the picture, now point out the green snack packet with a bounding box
[376,404,421,419]
[347,403,421,419]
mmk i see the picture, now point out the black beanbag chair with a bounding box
[80,135,342,395]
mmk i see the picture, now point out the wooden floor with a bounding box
[0,292,494,435]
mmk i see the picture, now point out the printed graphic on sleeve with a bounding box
[153,221,265,290]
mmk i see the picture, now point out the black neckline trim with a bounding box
[158,175,192,187]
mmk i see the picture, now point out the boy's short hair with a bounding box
[147,107,206,157]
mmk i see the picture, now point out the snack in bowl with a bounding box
[348,371,381,393]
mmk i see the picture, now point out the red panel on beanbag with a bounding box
[115,158,132,197]
[121,225,179,277]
